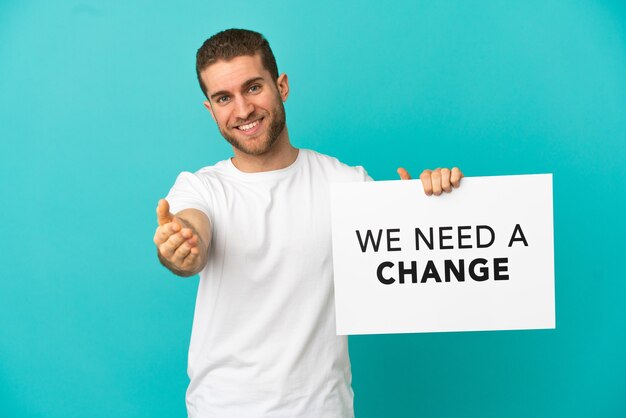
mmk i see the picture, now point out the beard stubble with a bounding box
[220,97,286,157]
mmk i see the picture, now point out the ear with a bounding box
[203,100,216,122]
[276,73,290,102]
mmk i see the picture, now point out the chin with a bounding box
[228,135,276,156]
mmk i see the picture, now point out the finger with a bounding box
[419,170,433,196]
[154,222,181,246]
[441,168,452,192]
[397,167,412,180]
[158,231,186,258]
[171,241,193,265]
[154,222,178,246]
[184,235,198,248]
[179,228,200,250]
[181,249,199,268]
[156,199,174,226]
[451,167,463,188]
[431,169,443,196]
[180,228,195,240]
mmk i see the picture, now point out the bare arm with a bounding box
[153,199,212,277]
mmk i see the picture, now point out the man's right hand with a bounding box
[153,199,206,276]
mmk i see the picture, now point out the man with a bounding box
[154,29,462,418]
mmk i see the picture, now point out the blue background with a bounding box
[1,1,625,417]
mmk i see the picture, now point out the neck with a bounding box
[231,128,299,173]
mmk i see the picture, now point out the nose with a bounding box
[233,96,254,121]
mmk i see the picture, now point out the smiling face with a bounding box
[201,54,289,157]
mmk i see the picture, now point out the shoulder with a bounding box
[175,159,230,184]
[166,159,234,216]
[168,159,234,197]
[194,158,231,179]
[301,149,372,182]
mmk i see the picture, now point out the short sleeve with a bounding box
[165,171,212,220]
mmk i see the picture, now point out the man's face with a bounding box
[201,54,289,156]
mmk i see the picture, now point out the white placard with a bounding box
[330,174,555,335]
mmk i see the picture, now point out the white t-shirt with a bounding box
[166,149,370,418]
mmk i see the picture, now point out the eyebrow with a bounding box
[209,77,265,101]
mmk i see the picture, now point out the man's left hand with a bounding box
[397,167,463,196]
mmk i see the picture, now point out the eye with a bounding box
[216,95,230,104]
[248,84,261,93]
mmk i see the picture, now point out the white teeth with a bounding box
[238,120,260,131]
